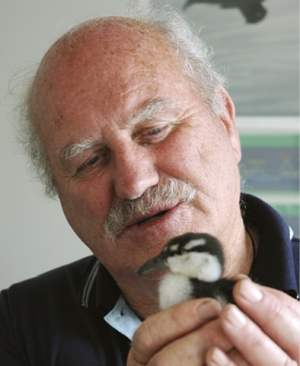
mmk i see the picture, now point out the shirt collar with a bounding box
[80,260,99,308]
[242,193,299,299]
[104,294,142,340]
[79,260,141,340]
[80,259,121,311]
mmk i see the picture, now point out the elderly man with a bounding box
[0,6,298,366]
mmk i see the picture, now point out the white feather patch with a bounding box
[159,273,193,310]
[167,252,222,281]
[169,243,179,252]
[184,238,207,250]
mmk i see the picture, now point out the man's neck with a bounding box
[114,273,162,319]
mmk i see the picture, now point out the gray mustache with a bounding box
[104,177,196,239]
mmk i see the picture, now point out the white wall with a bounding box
[0,0,149,290]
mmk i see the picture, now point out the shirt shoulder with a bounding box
[0,256,101,365]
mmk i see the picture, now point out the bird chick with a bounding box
[137,233,236,309]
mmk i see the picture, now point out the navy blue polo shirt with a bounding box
[0,194,298,365]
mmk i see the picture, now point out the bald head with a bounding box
[20,7,227,197]
[31,16,182,134]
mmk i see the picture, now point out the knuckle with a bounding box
[134,322,158,351]
[260,295,292,328]
[250,333,264,349]
[282,358,298,366]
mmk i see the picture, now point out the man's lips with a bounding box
[125,205,178,229]
[136,210,168,226]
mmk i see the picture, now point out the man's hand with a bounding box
[206,278,299,365]
[127,298,232,365]
[127,278,299,365]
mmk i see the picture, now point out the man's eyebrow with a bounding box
[129,99,169,127]
[59,138,99,162]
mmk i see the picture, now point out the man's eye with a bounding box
[77,149,110,175]
[147,127,163,135]
[77,155,100,173]
[86,156,100,166]
[139,124,172,143]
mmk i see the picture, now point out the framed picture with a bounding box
[238,117,299,236]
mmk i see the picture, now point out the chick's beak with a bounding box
[137,253,169,276]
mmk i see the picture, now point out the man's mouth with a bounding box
[137,210,168,225]
[112,203,182,238]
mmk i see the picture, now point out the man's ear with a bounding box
[217,86,242,163]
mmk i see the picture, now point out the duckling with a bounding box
[137,233,236,309]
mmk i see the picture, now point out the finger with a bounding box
[145,318,233,365]
[234,278,300,362]
[206,345,253,366]
[206,347,247,366]
[129,298,222,365]
[231,274,248,281]
[226,348,251,366]
[127,348,143,366]
[207,346,254,366]
[220,304,297,366]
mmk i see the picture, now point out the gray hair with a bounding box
[130,5,227,113]
[14,69,56,197]
[15,4,227,198]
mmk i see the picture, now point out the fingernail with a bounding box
[197,299,222,320]
[210,347,228,366]
[239,279,263,302]
[226,305,246,328]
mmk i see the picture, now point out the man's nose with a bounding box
[112,144,159,200]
